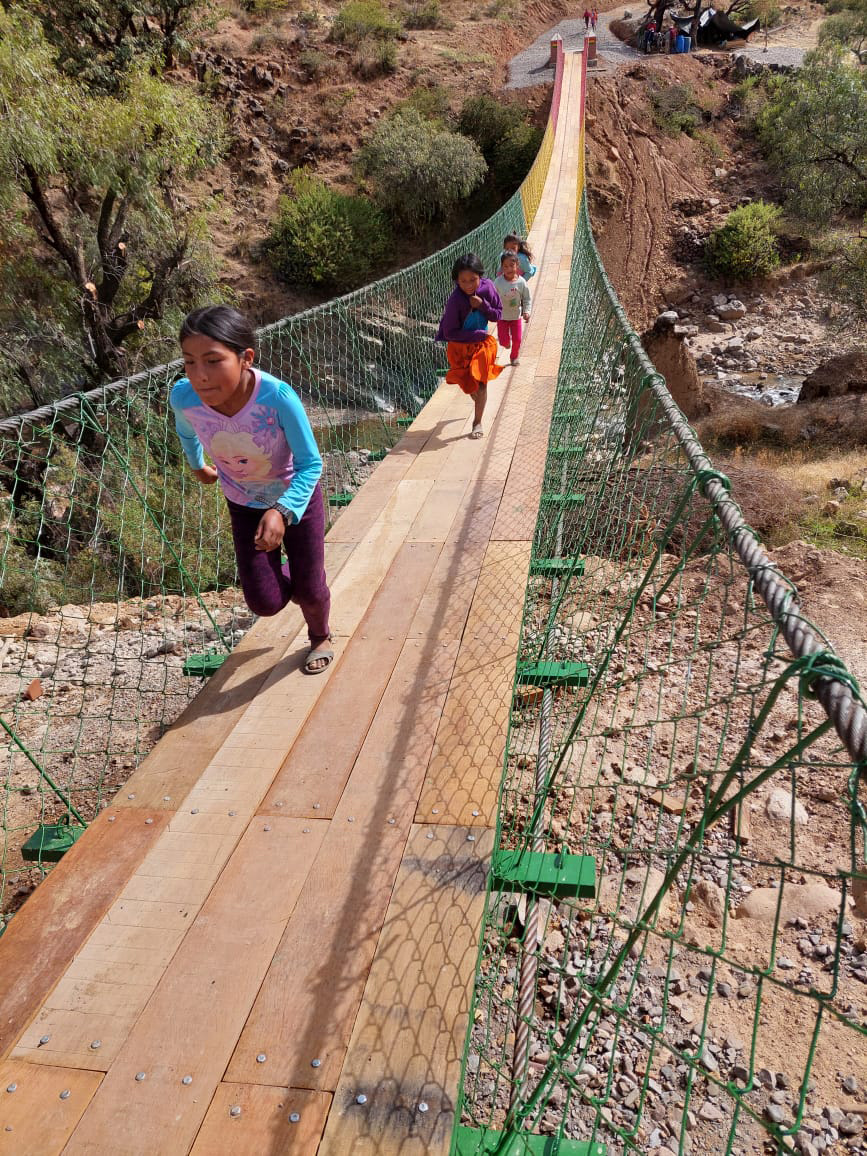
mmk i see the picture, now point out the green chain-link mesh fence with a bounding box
[0,113,564,923]
[454,199,867,1156]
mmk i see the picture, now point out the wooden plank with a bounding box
[260,541,441,818]
[0,1062,102,1156]
[189,1084,331,1155]
[416,541,532,827]
[60,817,326,1156]
[318,824,492,1156]
[0,809,171,1062]
[226,635,460,1091]
[491,376,559,542]
[112,541,355,810]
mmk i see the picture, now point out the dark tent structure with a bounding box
[671,8,759,43]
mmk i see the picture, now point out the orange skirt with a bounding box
[445,336,504,395]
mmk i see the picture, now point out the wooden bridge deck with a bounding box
[0,51,584,1156]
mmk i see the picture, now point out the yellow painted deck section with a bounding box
[0,51,584,1155]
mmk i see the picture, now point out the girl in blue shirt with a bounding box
[171,306,333,674]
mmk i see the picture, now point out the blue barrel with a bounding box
[676,33,687,52]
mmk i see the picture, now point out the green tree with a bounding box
[0,7,223,391]
[756,48,867,222]
[34,0,214,85]
[265,170,390,291]
[705,201,782,281]
[358,110,487,231]
[819,0,867,64]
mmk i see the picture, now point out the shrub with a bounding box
[352,35,397,76]
[705,201,782,281]
[458,94,526,164]
[402,0,443,27]
[493,121,544,191]
[650,83,702,136]
[265,170,390,291]
[331,0,401,44]
[358,109,487,230]
[392,83,451,122]
[298,48,334,81]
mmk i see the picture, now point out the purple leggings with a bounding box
[226,484,331,644]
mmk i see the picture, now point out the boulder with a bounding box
[718,300,748,321]
[798,351,867,403]
[735,883,845,923]
[766,787,808,825]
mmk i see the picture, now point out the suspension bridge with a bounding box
[0,39,865,1156]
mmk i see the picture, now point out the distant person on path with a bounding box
[644,18,657,51]
[591,8,598,31]
[583,7,591,29]
[436,254,503,439]
[494,253,532,367]
[668,25,677,52]
[502,234,537,280]
[171,305,333,674]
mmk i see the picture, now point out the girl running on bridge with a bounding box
[171,305,333,674]
[494,252,532,366]
[502,234,537,280]
[436,253,503,440]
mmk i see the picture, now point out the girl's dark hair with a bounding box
[503,233,534,260]
[451,252,485,281]
[179,306,256,355]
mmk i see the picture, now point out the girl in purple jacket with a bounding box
[435,253,503,439]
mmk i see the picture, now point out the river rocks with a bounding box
[766,786,808,825]
[798,351,867,403]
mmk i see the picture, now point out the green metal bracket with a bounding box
[542,493,585,508]
[368,448,387,462]
[183,652,227,677]
[397,416,414,427]
[21,821,87,863]
[328,491,354,507]
[530,558,585,578]
[491,848,596,899]
[516,661,589,688]
[453,1127,606,1155]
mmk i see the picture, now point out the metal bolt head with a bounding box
[418,1101,429,1113]
[191,808,199,814]
[275,801,284,807]
[467,834,476,842]
[229,1105,242,1118]
[426,832,434,840]
[347,816,354,823]
[6,1083,16,1093]
[256,1053,266,1064]
[145,818,153,825]
[182,1076,193,1086]
[387,818,395,825]
[312,803,320,809]
[135,1072,146,1082]
[108,816,116,823]
[90,1040,101,1050]
[163,796,171,802]
[472,810,480,817]
[289,1112,301,1123]
[303,828,310,834]
[356,1093,367,1105]
[39,1035,50,1045]
[59,1090,70,1100]
[263,825,271,832]
[432,808,439,814]
[228,810,237,817]
[311,1058,321,1068]
[127,793,135,799]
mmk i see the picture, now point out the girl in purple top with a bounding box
[171,306,333,674]
[435,253,503,439]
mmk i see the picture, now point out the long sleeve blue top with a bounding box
[435,278,502,343]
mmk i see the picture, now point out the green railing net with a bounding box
[454,200,867,1155]
[0,163,545,923]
